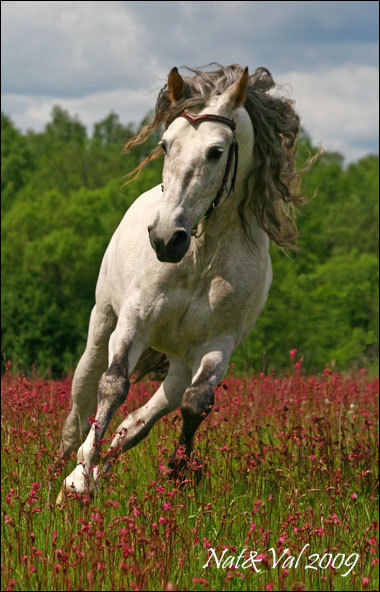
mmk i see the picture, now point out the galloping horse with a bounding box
[56,64,308,500]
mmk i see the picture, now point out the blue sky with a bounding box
[1,1,379,162]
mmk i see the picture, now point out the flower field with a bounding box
[1,359,379,591]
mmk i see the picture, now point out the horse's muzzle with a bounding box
[148,226,190,263]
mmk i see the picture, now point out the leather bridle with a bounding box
[161,110,239,237]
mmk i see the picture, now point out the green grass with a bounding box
[1,369,378,591]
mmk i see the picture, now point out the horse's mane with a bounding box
[123,63,321,249]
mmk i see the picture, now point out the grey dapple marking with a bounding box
[56,64,308,501]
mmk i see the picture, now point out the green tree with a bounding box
[1,113,36,212]
[1,106,378,375]
[45,105,87,145]
[93,112,132,146]
[232,151,379,374]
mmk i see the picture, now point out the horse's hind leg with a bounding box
[57,305,116,463]
[169,337,234,481]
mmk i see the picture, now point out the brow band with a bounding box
[178,111,236,132]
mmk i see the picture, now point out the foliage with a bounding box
[1,108,378,374]
[232,134,379,374]
[1,113,36,214]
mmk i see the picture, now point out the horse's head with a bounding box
[148,66,253,263]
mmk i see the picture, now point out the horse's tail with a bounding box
[130,347,169,383]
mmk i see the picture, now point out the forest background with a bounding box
[1,106,378,376]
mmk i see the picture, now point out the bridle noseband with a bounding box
[161,110,239,237]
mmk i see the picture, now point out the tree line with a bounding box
[1,107,378,375]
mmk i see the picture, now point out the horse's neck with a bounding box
[191,182,269,262]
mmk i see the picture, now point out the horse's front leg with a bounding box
[57,312,144,501]
[169,337,234,482]
[99,357,192,473]
[55,305,116,468]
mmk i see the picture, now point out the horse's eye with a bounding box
[207,146,224,161]
[160,140,167,154]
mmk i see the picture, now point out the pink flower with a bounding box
[351,493,358,499]
[6,578,17,591]
[163,502,171,510]
[193,577,208,585]
[289,349,297,360]
[362,577,370,588]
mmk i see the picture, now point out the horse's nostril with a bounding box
[148,225,152,234]
[167,230,188,251]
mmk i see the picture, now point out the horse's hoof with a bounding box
[168,453,203,486]
[55,463,99,505]
[56,485,96,506]
[56,487,65,506]
[168,451,187,482]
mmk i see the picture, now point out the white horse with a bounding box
[56,64,306,500]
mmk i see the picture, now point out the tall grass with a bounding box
[1,358,378,591]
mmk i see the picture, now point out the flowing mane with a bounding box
[123,63,320,249]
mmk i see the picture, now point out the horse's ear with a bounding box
[219,66,249,111]
[168,67,185,104]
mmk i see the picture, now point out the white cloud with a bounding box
[1,1,378,163]
[275,65,379,162]
[4,63,377,164]
[2,86,157,133]
[2,0,158,96]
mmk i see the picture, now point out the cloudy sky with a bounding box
[2,0,379,163]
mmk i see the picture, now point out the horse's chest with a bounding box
[148,274,241,355]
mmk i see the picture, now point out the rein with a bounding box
[162,111,239,237]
